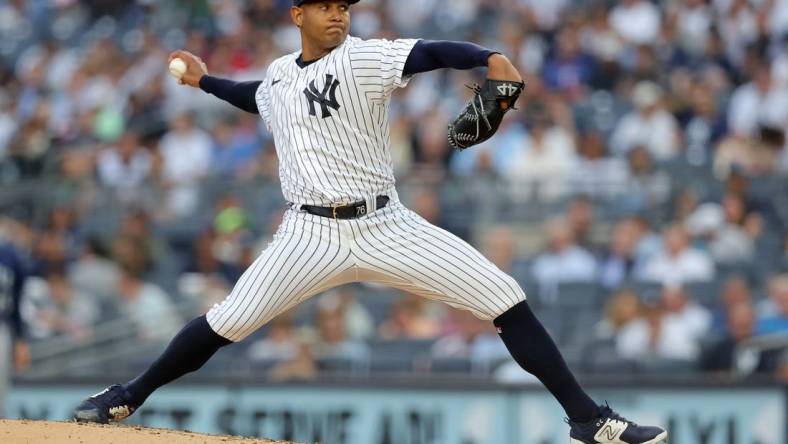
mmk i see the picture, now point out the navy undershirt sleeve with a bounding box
[199,75,262,114]
[403,40,498,76]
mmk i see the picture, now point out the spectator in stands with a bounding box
[210,116,262,178]
[248,311,300,363]
[267,340,317,382]
[616,302,698,365]
[316,287,374,341]
[0,92,17,159]
[581,4,624,76]
[630,215,663,263]
[610,81,680,161]
[711,276,752,333]
[727,63,788,138]
[29,226,69,275]
[502,111,577,202]
[112,232,152,283]
[431,308,509,369]
[409,188,443,228]
[570,130,628,199]
[660,284,712,341]
[718,0,760,66]
[482,225,516,271]
[531,217,597,288]
[378,294,441,340]
[411,109,453,175]
[701,301,778,375]
[682,82,726,163]
[616,285,710,365]
[715,125,787,180]
[116,264,181,343]
[312,306,370,368]
[671,0,713,58]
[448,117,529,179]
[6,107,53,179]
[599,220,640,289]
[543,28,593,98]
[623,147,671,213]
[638,223,715,284]
[30,207,82,276]
[68,238,120,303]
[186,229,235,293]
[21,271,99,341]
[482,225,530,281]
[595,288,643,341]
[207,195,255,283]
[565,195,598,252]
[47,206,81,250]
[609,0,662,45]
[176,271,230,316]
[158,112,212,219]
[97,130,152,202]
[755,274,788,335]
[715,194,759,264]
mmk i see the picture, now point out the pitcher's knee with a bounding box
[205,302,255,342]
[474,274,526,321]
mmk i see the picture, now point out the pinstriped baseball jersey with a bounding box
[206,36,526,342]
[255,36,418,207]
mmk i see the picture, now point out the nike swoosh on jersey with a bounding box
[271,79,282,86]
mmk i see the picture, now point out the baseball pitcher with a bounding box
[74,2,666,443]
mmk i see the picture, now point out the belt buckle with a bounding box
[332,206,338,220]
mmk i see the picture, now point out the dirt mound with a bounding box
[0,420,295,444]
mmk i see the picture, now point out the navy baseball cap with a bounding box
[293,0,360,5]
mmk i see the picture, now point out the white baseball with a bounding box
[169,58,187,79]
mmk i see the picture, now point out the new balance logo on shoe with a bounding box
[595,420,626,442]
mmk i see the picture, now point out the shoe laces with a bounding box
[599,401,637,427]
[97,385,132,407]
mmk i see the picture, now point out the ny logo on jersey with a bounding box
[304,74,341,118]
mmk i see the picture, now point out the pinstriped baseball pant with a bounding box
[206,198,525,342]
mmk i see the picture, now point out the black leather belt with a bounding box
[300,196,390,219]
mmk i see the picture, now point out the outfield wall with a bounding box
[6,380,786,444]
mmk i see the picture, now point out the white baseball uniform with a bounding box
[206,36,524,342]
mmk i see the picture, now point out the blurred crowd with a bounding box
[1,0,788,381]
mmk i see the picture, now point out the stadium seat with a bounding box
[368,339,436,374]
[429,358,473,374]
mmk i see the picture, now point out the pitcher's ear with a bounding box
[291,6,303,28]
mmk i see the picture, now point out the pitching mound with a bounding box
[0,420,295,444]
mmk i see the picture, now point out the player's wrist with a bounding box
[487,54,522,82]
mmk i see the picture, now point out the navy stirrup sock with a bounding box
[494,301,599,423]
[124,315,231,405]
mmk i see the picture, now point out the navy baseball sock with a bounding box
[124,315,231,405]
[494,300,599,423]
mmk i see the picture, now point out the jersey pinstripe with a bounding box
[206,36,526,342]
[256,36,418,207]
